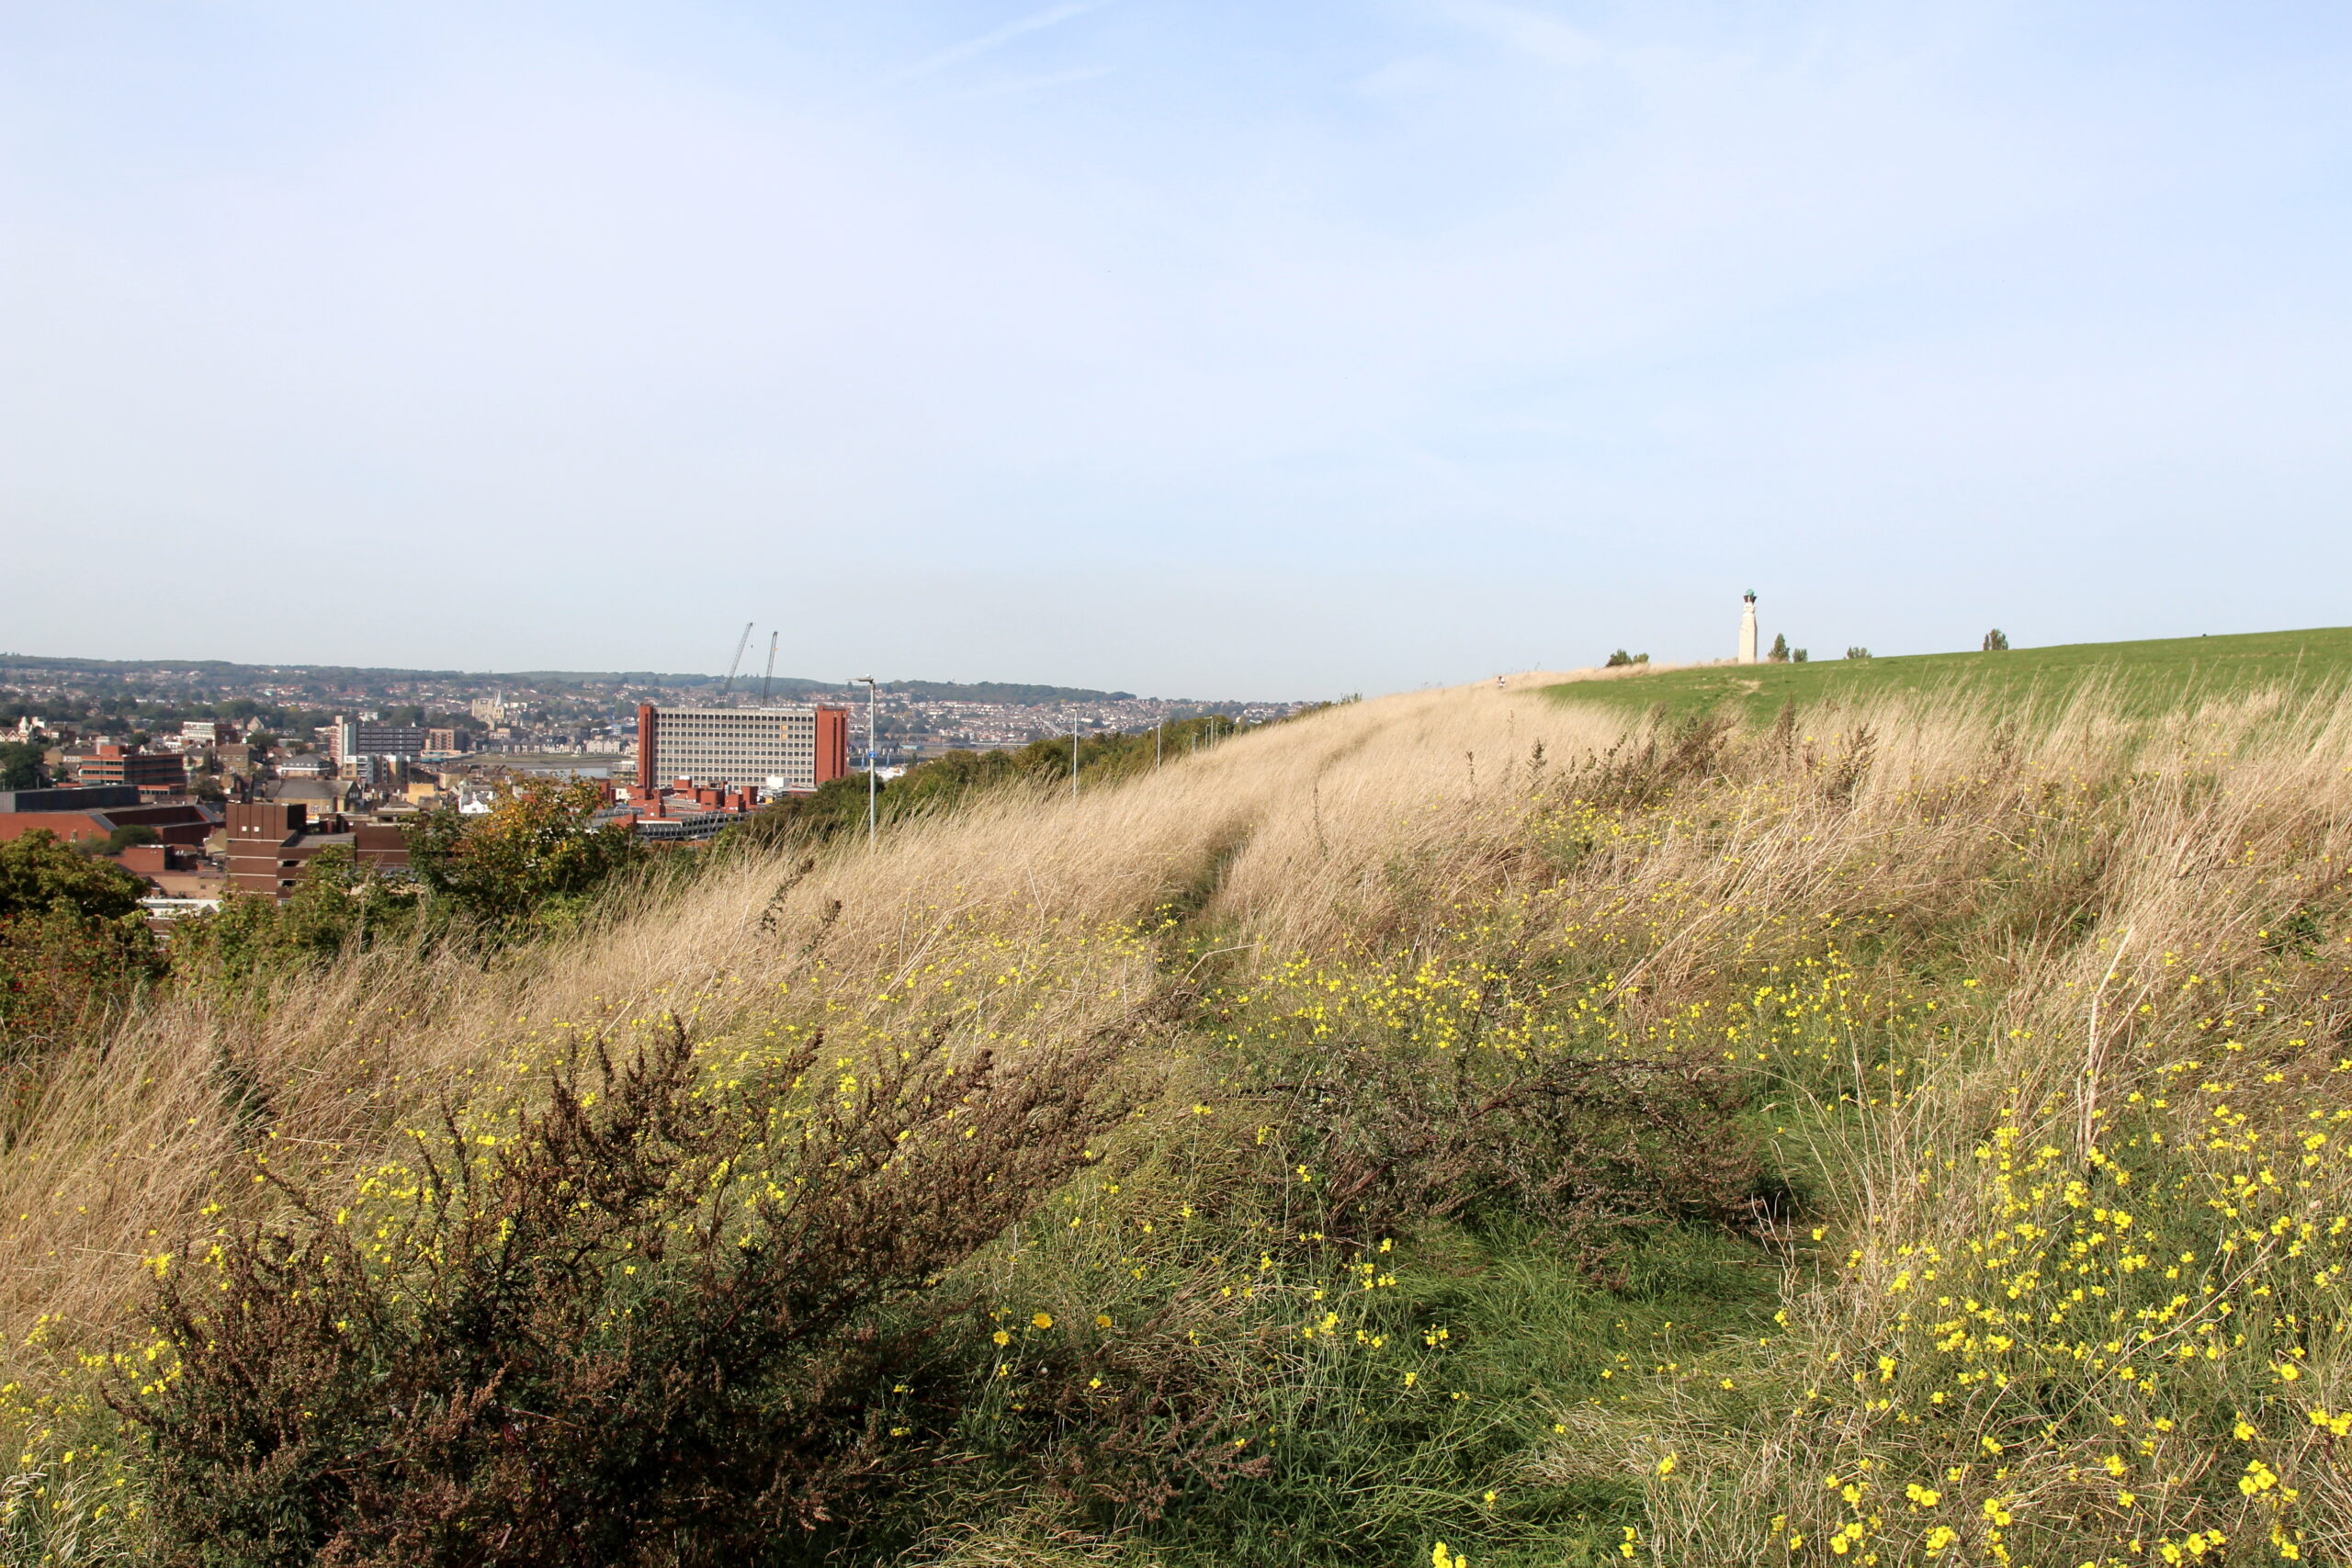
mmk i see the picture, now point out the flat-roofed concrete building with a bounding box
[634,704,849,795]
[330,717,427,763]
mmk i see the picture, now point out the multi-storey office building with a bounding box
[329,718,428,762]
[634,704,849,795]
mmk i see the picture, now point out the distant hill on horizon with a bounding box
[0,654,1154,706]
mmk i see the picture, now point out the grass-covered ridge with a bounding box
[7,681,2352,1563]
[1540,624,2352,723]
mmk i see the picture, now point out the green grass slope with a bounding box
[1542,625,2352,724]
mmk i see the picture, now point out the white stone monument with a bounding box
[1738,591,1759,664]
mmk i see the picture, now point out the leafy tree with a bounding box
[0,740,42,790]
[1768,634,1792,663]
[0,830,160,1058]
[0,829,147,923]
[85,823,162,857]
[407,777,644,930]
[1983,628,2010,651]
[1845,647,1871,660]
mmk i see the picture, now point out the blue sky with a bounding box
[5,3,2348,696]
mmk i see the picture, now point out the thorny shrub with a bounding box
[113,1016,1130,1568]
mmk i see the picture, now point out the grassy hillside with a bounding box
[1542,624,2352,723]
[8,679,2352,1564]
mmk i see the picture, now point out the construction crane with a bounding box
[759,631,778,706]
[718,621,754,700]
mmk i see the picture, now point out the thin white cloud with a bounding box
[926,65,1115,107]
[1432,0,1601,68]
[851,3,1107,98]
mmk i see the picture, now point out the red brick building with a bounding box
[223,802,410,899]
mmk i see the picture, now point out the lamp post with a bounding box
[853,676,877,848]
[1070,719,1080,800]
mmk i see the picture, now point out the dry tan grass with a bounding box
[0,680,1623,1366]
[4,674,2337,1347]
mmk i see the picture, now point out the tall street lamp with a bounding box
[853,676,877,848]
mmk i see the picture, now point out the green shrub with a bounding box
[0,830,161,1068]
[80,822,161,857]
[116,1019,1126,1567]
[732,716,1259,852]
[168,847,422,997]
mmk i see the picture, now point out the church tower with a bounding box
[1738,591,1758,664]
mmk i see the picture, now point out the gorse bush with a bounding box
[118,1015,1131,1566]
